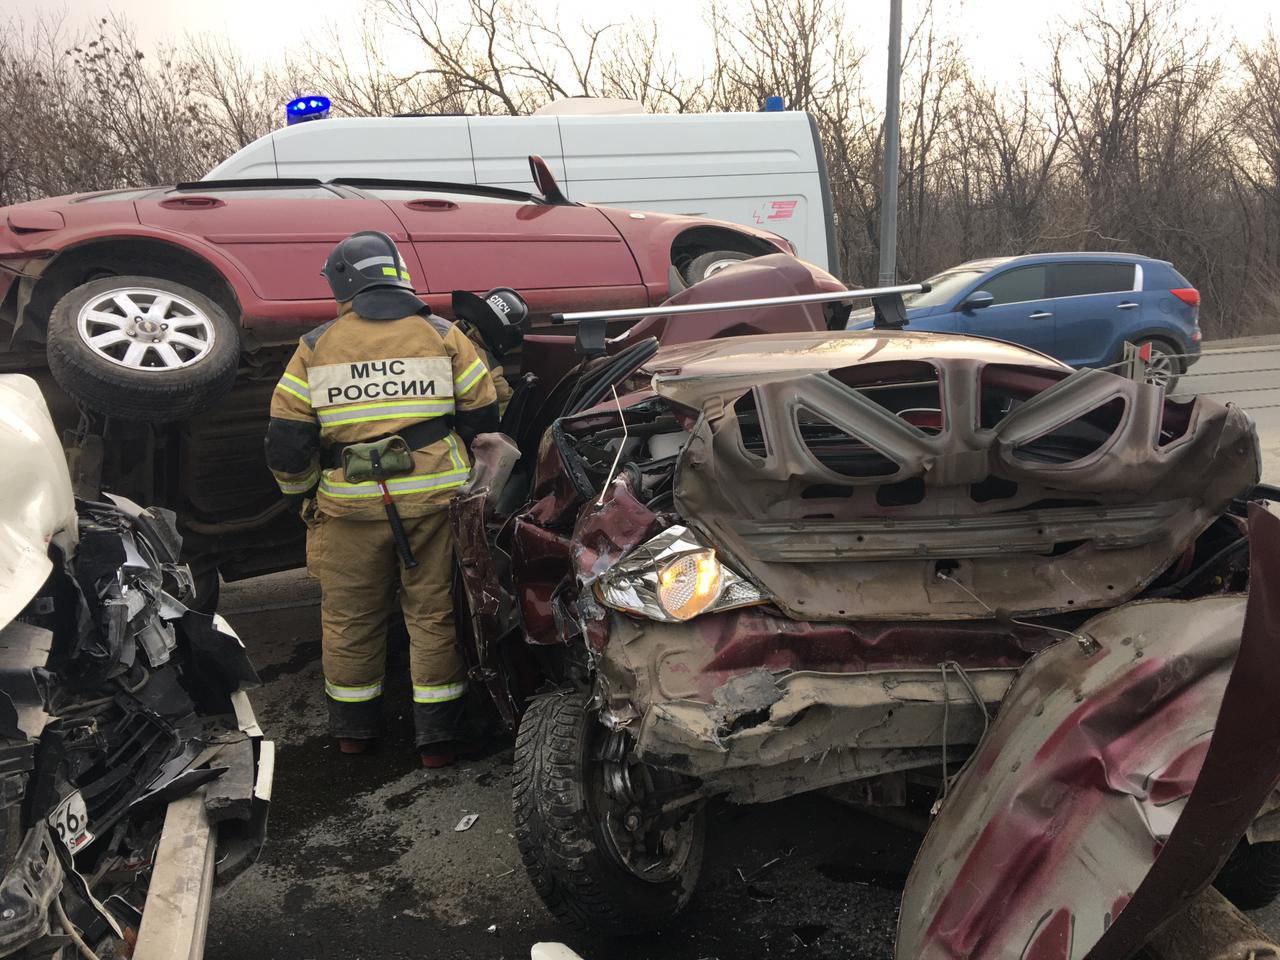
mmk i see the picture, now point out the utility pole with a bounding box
[878,0,903,285]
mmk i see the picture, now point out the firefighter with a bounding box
[265,231,499,768]
[449,287,529,416]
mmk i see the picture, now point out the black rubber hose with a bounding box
[566,338,660,417]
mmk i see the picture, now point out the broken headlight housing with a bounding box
[595,525,769,622]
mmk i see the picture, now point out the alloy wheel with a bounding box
[1140,341,1177,387]
[76,287,215,371]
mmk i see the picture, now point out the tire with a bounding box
[46,276,240,422]
[512,690,705,934]
[1128,336,1184,392]
[1215,840,1280,910]
[681,250,754,285]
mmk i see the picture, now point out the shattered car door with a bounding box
[895,505,1280,960]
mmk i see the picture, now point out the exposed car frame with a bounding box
[447,259,1279,953]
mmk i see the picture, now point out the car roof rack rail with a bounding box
[552,281,931,355]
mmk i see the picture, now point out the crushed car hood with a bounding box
[896,504,1280,960]
[0,376,77,630]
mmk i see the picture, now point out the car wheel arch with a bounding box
[670,225,778,271]
[28,236,242,335]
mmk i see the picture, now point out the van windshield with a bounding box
[906,269,986,308]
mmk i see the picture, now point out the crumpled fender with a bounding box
[896,505,1280,960]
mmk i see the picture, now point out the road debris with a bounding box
[455,813,480,832]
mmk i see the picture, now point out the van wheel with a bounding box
[47,276,239,422]
[682,250,753,284]
[1214,840,1280,910]
[513,690,705,934]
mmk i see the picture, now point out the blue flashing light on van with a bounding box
[286,95,331,125]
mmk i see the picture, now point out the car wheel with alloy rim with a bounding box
[1127,337,1183,392]
[46,276,240,422]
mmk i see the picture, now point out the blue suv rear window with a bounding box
[1140,261,1191,290]
[1049,262,1135,297]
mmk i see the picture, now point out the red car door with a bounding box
[353,185,648,320]
[134,184,416,305]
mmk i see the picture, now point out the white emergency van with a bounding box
[205,103,838,273]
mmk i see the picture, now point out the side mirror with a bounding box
[528,155,572,206]
[962,290,995,311]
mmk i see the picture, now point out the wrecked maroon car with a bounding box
[450,256,1280,954]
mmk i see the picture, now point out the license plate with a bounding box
[48,791,94,853]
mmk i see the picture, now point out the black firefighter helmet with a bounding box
[451,287,529,358]
[322,230,426,320]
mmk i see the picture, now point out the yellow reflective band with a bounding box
[325,679,383,703]
[319,467,470,499]
[445,433,465,471]
[276,469,319,495]
[275,375,310,404]
[454,358,486,397]
[413,682,467,703]
[318,399,454,414]
[381,266,398,276]
[316,399,455,427]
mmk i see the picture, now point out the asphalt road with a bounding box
[204,339,1280,960]
[1173,336,1280,477]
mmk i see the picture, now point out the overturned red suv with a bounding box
[450,256,1280,957]
[0,160,801,594]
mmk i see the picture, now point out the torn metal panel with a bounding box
[598,613,1016,790]
[895,506,1280,960]
[0,372,271,958]
[451,490,523,728]
[661,354,1258,619]
[458,432,521,512]
[510,519,572,647]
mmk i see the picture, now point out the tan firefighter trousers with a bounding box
[305,507,466,747]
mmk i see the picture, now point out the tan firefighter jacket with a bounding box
[265,305,498,520]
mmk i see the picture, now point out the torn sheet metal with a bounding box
[661,356,1258,620]
[894,505,1280,960]
[0,371,272,958]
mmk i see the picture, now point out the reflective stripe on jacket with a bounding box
[265,306,498,519]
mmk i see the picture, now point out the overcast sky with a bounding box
[18,0,1280,109]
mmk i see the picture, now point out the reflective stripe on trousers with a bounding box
[325,679,383,703]
[413,681,467,703]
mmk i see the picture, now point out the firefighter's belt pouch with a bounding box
[341,436,414,482]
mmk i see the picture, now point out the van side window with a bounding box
[982,266,1047,305]
[1050,262,1136,298]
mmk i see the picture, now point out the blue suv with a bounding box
[849,252,1202,386]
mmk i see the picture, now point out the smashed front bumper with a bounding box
[0,492,273,959]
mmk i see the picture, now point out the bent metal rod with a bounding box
[550,282,931,324]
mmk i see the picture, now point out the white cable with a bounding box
[53,897,102,960]
[596,385,629,506]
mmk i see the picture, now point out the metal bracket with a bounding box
[575,317,609,357]
[872,292,908,330]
